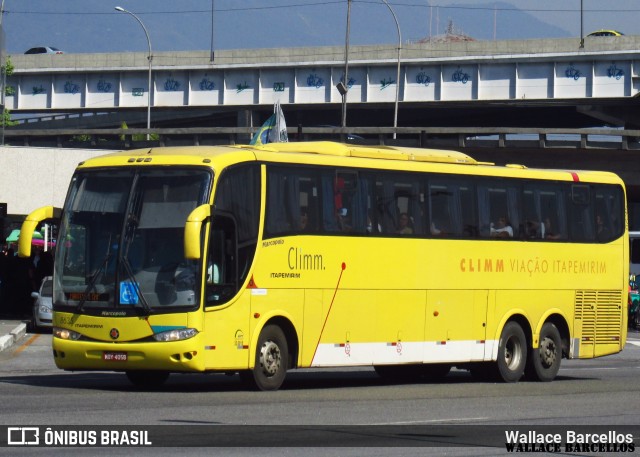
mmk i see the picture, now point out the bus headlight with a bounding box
[152,328,198,342]
[53,327,83,340]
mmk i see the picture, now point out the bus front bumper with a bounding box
[52,335,205,372]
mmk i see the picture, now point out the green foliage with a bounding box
[120,120,159,141]
[3,56,14,96]
[70,134,93,142]
[1,57,17,127]
[2,56,14,77]
[1,108,17,127]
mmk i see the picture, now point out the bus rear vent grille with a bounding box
[574,290,622,344]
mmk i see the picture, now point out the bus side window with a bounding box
[568,184,595,241]
[594,185,624,242]
[298,175,321,233]
[428,183,451,236]
[321,170,371,234]
[477,182,519,239]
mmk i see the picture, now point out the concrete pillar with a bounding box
[236,109,255,144]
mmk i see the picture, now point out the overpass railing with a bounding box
[2,126,639,151]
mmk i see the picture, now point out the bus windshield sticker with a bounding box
[119,281,140,305]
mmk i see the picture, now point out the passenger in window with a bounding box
[525,219,542,238]
[596,214,610,241]
[396,213,413,235]
[366,215,382,234]
[490,216,513,238]
[543,217,561,240]
[430,219,447,236]
[300,210,309,232]
[526,217,560,240]
[336,207,352,232]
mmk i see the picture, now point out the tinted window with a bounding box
[262,163,625,244]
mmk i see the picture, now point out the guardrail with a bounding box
[2,126,639,150]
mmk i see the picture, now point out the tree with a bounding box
[1,56,18,127]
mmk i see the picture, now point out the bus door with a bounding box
[202,211,252,370]
[425,289,488,362]
[202,163,261,370]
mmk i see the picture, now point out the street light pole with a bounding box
[382,0,401,139]
[115,6,152,140]
[339,0,352,129]
[1,0,7,146]
[214,0,216,63]
[579,0,584,48]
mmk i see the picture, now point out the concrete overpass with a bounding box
[5,35,640,130]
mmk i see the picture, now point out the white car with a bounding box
[31,276,53,331]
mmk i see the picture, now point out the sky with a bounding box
[1,0,639,55]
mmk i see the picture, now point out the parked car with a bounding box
[24,46,63,55]
[587,30,624,37]
[31,276,53,331]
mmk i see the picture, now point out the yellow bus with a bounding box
[19,142,628,390]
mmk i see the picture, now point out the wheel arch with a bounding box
[258,315,299,370]
[537,313,570,359]
[503,313,533,351]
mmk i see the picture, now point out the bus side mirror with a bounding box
[18,206,61,258]
[184,204,211,260]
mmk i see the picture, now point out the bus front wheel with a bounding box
[245,325,289,391]
[496,322,527,383]
[527,322,561,382]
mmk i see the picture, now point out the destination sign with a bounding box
[66,292,110,302]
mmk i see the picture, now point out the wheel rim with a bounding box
[504,335,523,370]
[259,340,281,377]
[539,337,557,369]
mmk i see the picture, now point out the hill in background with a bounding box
[5,1,571,55]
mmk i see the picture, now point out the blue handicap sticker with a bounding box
[119,281,139,305]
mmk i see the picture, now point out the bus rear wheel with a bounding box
[526,322,561,382]
[245,325,288,391]
[496,322,527,383]
[125,370,170,389]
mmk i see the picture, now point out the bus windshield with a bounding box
[53,168,211,314]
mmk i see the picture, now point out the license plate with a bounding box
[102,351,128,362]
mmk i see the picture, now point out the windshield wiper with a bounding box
[119,254,152,316]
[117,198,151,315]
